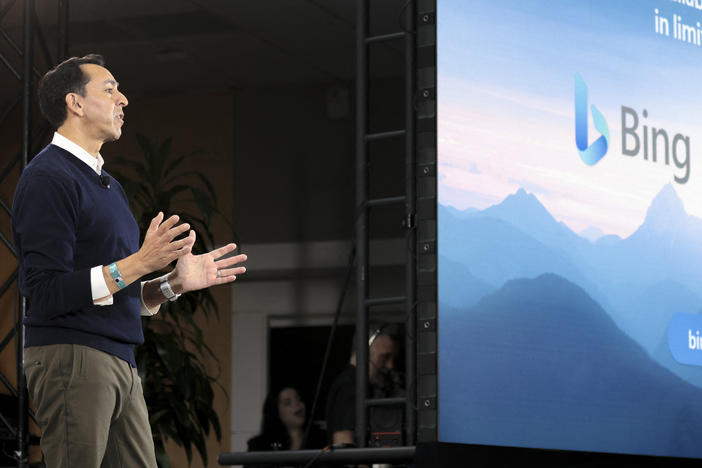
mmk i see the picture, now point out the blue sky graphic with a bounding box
[438,0,702,238]
[440,0,701,114]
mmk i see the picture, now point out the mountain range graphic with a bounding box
[439,184,702,457]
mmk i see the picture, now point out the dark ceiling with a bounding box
[0,0,408,100]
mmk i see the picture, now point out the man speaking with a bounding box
[11,54,246,467]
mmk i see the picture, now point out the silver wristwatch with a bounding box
[159,274,181,302]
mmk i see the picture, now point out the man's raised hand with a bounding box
[137,212,195,274]
[170,238,247,294]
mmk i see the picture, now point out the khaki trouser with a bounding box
[24,344,157,468]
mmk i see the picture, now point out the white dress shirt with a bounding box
[51,132,160,316]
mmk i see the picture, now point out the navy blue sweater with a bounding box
[12,144,143,366]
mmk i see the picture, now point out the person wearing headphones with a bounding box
[325,323,402,446]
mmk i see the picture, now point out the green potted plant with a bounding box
[111,134,225,467]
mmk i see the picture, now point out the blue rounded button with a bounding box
[668,313,702,367]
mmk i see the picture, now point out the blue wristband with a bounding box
[108,262,127,290]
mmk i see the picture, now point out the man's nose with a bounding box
[117,90,128,107]
[385,358,394,370]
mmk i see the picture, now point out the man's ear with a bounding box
[65,93,84,117]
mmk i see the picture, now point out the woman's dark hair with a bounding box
[38,54,105,129]
[259,384,304,450]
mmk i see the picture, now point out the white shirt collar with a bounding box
[51,132,105,175]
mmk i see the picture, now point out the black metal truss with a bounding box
[354,0,419,448]
[0,1,69,466]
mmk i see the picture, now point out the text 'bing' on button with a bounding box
[668,313,702,366]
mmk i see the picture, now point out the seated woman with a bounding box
[247,384,326,467]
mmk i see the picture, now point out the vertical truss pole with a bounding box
[58,0,69,61]
[404,0,417,447]
[355,0,370,449]
[21,3,32,176]
[16,0,33,466]
[16,298,27,468]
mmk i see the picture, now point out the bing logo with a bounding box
[573,73,691,183]
[574,73,610,166]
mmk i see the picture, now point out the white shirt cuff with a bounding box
[140,281,161,316]
[91,265,113,306]
[91,266,160,316]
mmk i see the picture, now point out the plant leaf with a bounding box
[124,134,223,468]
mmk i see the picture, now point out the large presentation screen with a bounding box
[438,0,702,459]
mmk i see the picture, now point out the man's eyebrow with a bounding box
[103,79,118,87]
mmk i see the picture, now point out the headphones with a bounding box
[368,327,383,347]
[368,322,396,347]
[351,322,397,358]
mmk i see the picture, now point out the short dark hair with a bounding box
[38,54,105,129]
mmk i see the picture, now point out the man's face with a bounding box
[369,333,398,381]
[76,63,128,143]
